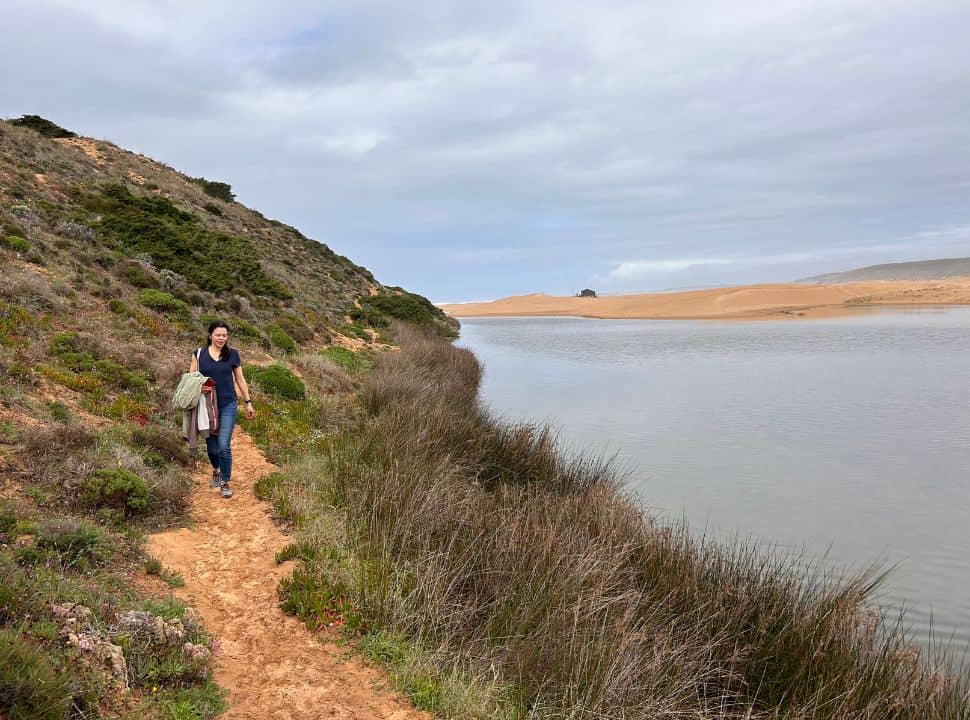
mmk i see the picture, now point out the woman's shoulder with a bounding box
[230,347,241,365]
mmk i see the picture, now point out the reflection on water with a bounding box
[458,309,970,648]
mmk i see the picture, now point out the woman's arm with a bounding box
[233,365,255,419]
[189,353,198,373]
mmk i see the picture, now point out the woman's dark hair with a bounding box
[206,320,231,361]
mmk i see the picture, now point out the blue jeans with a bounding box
[206,400,237,483]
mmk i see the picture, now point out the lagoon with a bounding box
[458,309,970,649]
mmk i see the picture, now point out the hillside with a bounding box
[0,115,456,345]
[0,115,451,719]
[800,257,970,284]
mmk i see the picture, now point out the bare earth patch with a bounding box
[149,429,425,720]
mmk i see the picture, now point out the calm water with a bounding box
[458,309,970,649]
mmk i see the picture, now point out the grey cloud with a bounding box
[5,1,970,299]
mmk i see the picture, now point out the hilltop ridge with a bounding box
[799,256,970,284]
[0,115,455,345]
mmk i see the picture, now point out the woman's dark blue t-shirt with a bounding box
[196,347,241,405]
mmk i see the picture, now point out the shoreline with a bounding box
[439,279,970,321]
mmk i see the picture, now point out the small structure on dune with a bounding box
[578,288,597,298]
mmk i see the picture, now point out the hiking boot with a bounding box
[210,470,221,489]
[219,482,233,499]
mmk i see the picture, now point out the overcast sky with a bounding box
[4,1,970,301]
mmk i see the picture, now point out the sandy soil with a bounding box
[148,430,425,720]
[439,279,970,320]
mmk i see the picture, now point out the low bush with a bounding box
[9,114,75,138]
[107,298,133,316]
[3,235,29,252]
[321,346,373,374]
[0,629,72,720]
[82,467,152,513]
[130,424,190,466]
[203,202,223,216]
[266,324,297,354]
[253,364,305,400]
[81,184,291,300]
[34,518,113,569]
[122,263,157,288]
[191,177,234,203]
[138,288,188,315]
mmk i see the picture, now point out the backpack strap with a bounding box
[196,347,203,361]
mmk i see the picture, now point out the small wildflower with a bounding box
[152,686,158,693]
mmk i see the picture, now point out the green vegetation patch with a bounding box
[355,291,442,327]
[138,288,188,315]
[9,114,76,138]
[0,629,72,720]
[82,467,152,513]
[191,177,234,203]
[251,363,305,400]
[266,324,297,354]
[3,235,29,252]
[30,518,113,570]
[80,184,290,299]
[321,346,373,373]
[0,301,30,346]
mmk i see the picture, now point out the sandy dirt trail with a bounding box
[149,429,425,720]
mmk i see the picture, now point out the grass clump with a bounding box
[266,323,297,354]
[0,629,72,720]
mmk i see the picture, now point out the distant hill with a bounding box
[799,257,970,284]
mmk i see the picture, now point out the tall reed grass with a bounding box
[291,326,969,719]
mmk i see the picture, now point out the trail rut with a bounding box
[148,429,425,720]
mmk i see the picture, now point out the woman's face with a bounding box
[210,327,229,348]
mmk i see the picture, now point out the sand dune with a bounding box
[440,279,970,320]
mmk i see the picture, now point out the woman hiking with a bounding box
[189,321,255,498]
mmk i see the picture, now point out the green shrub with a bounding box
[107,298,132,316]
[266,324,297,354]
[191,177,234,203]
[202,202,223,216]
[130,424,190,466]
[359,291,442,326]
[9,114,75,138]
[0,504,17,536]
[82,184,291,299]
[0,629,72,720]
[138,288,188,315]
[254,364,305,400]
[48,401,72,423]
[34,518,112,568]
[231,318,261,340]
[0,301,30,346]
[3,235,29,252]
[321,346,372,373]
[123,263,157,288]
[83,467,152,513]
[277,314,313,344]
[338,323,371,341]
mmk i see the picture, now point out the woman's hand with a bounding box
[246,403,255,420]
